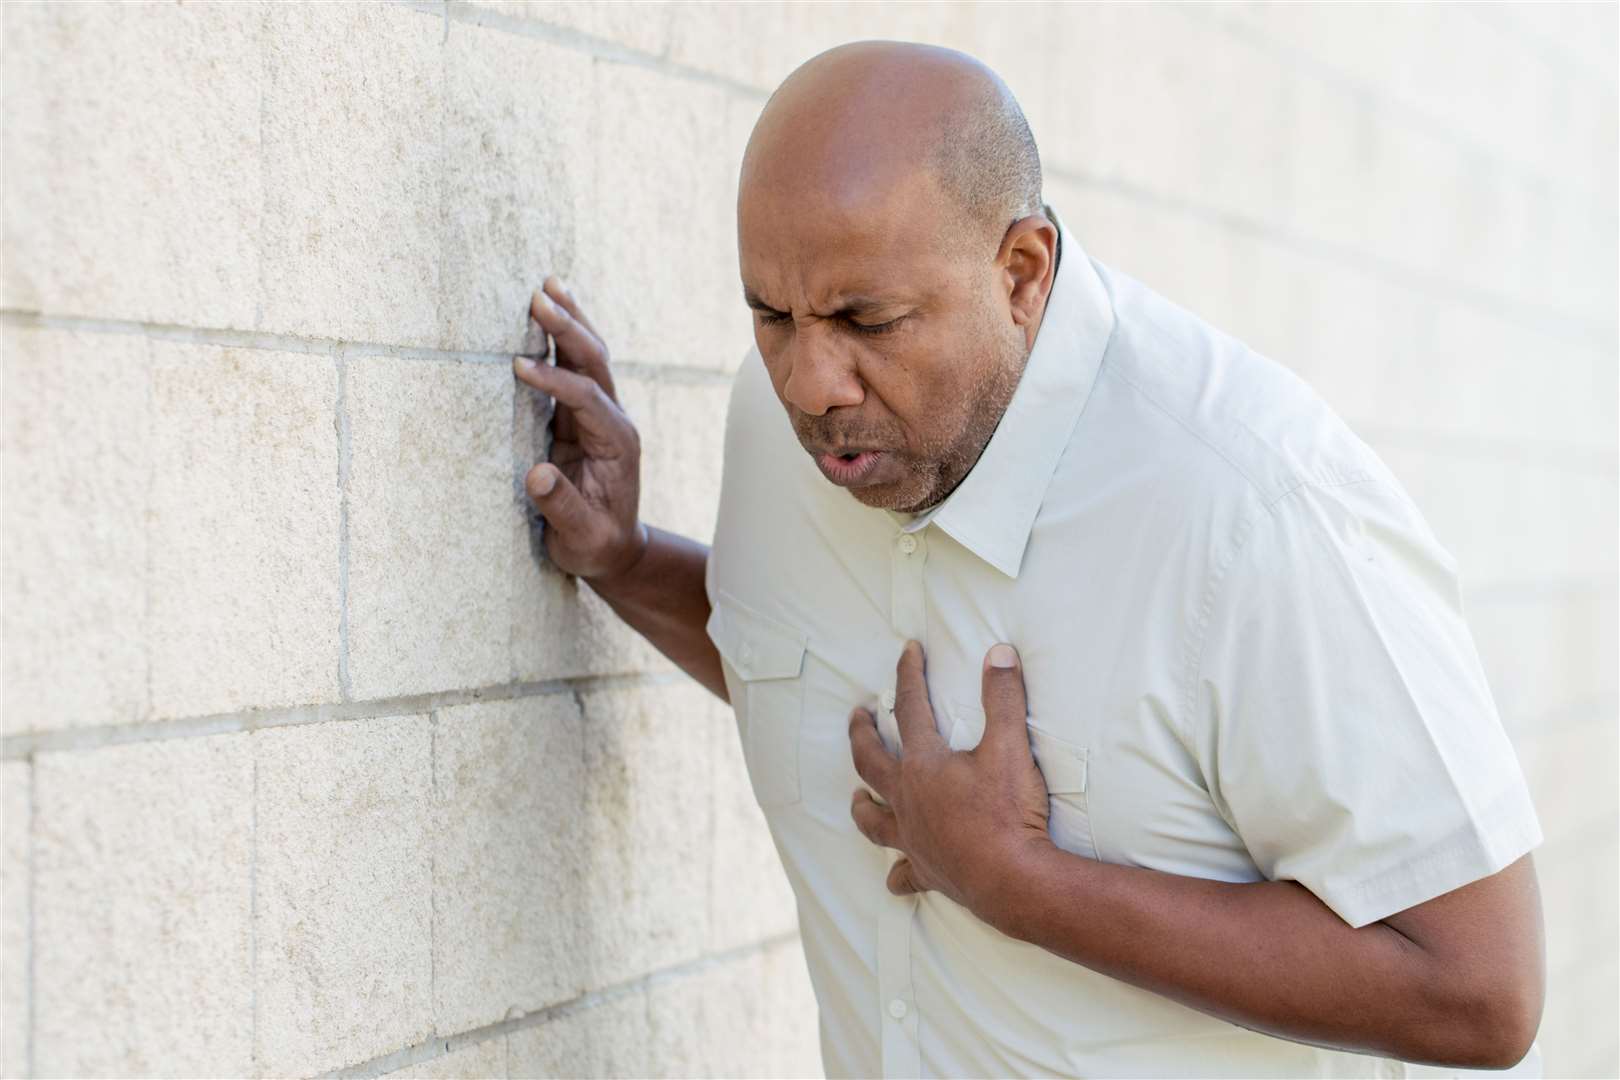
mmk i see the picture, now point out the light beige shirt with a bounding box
[705,206,1543,1078]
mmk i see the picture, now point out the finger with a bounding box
[848,707,899,799]
[886,858,921,896]
[977,642,1033,757]
[543,275,603,341]
[531,288,617,405]
[892,639,945,751]
[525,462,594,538]
[850,788,901,849]
[513,357,634,459]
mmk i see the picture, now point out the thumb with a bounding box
[978,643,1031,755]
[526,462,591,535]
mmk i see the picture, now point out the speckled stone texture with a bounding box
[1,325,149,735]
[1,762,29,1079]
[253,715,434,1078]
[148,343,342,719]
[431,696,589,1033]
[345,355,512,700]
[32,736,254,1077]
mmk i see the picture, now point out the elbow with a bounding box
[1403,972,1543,1070]
[1480,984,1543,1070]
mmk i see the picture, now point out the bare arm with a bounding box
[850,641,1546,1071]
[514,278,727,702]
[992,845,1544,1069]
[583,525,726,702]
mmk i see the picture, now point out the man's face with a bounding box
[737,169,1028,514]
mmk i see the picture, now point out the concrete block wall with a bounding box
[0,2,1613,1076]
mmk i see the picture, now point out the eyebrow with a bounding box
[742,289,900,319]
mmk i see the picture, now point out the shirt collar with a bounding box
[883,204,1116,579]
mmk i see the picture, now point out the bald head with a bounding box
[736,41,1059,515]
[741,41,1042,249]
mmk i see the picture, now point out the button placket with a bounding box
[880,524,927,1077]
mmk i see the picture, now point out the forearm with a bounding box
[986,845,1496,1067]
[583,524,727,702]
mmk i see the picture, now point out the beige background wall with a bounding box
[1,2,1614,1077]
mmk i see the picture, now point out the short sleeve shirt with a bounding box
[705,204,1544,1078]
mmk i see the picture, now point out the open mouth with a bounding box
[815,449,884,486]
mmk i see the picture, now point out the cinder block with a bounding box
[432,696,589,1033]
[644,941,821,1078]
[148,343,342,719]
[383,1037,508,1080]
[33,735,254,1077]
[507,992,651,1078]
[1,762,28,1080]
[439,22,591,355]
[346,355,512,700]
[1542,958,1620,1079]
[1283,75,1380,261]
[1516,714,1619,849]
[254,715,434,1078]
[571,59,750,370]
[575,682,717,986]
[259,4,443,346]
[616,377,728,545]
[0,2,262,327]
[468,0,674,57]
[1374,448,1615,591]
[1470,590,1611,732]
[1,325,149,734]
[708,692,797,952]
[509,530,675,682]
[661,2,954,95]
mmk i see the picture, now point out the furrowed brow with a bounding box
[828,295,899,318]
[743,288,785,315]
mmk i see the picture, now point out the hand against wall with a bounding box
[515,278,649,582]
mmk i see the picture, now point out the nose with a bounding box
[780,328,864,416]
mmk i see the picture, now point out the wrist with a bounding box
[585,520,651,593]
[968,834,1062,941]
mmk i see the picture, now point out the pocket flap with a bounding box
[706,591,808,681]
[1028,725,1088,794]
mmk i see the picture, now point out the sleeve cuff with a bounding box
[1318,781,1544,928]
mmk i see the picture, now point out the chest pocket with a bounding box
[706,591,809,808]
[946,699,1097,860]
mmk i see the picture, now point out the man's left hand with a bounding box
[848,639,1055,921]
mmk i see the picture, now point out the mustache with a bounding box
[793,418,898,450]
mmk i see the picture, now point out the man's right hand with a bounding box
[515,277,649,583]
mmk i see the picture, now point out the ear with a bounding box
[996,215,1059,350]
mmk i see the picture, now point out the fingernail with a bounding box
[989,643,1017,668]
[534,291,553,314]
[532,467,557,496]
[513,355,536,372]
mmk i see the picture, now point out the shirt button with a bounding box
[740,642,753,664]
[888,997,909,1020]
[881,688,896,711]
[897,533,918,555]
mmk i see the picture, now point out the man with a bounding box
[512,41,1546,1079]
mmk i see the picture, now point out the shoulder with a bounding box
[1088,260,1400,515]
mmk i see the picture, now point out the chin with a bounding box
[847,480,932,513]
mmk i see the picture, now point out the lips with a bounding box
[814,448,884,486]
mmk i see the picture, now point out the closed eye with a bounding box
[849,316,905,336]
[756,310,792,326]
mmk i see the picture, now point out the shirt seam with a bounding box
[1174,472,1384,757]
[1104,349,1376,505]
